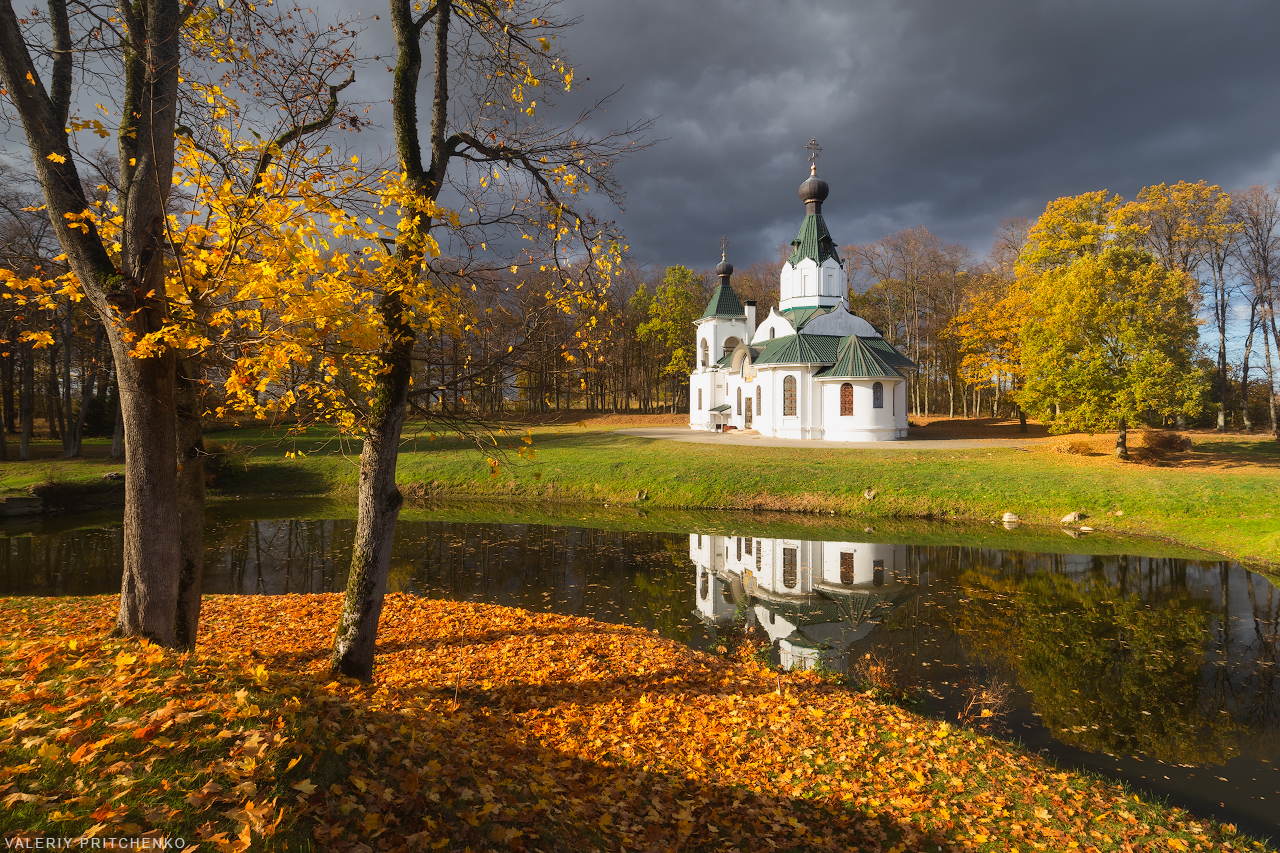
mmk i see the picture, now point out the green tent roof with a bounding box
[753,333,842,366]
[814,335,903,380]
[708,403,731,413]
[701,281,745,319]
[778,305,835,332]
[860,336,917,370]
[787,213,843,268]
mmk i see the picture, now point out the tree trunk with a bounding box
[110,386,125,459]
[19,346,33,460]
[1263,315,1278,436]
[331,315,412,679]
[2,350,14,434]
[1115,416,1129,459]
[1242,303,1257,431]
[174,359,206,649]
[112,346,182,646]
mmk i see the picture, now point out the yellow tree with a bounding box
[215,0,649,681]
[1017,248,1202,457]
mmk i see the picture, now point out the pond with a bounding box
[1,504,1277,842]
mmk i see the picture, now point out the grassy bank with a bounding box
[1,594,1268,851]
[203,424,1280,568]
[5,422,1278,567]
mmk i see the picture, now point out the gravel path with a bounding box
[613,426,1057,450]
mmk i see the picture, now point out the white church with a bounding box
[689,143,917,440]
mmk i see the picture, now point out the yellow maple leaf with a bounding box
[46,152,67,164]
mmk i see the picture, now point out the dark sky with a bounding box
[523,0,1280,271]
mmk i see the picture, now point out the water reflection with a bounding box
[690,533,909,670]
[2,515,1278,839]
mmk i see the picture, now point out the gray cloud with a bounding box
[537,0,1280,270]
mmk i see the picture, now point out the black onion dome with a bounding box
[799,172,829,204]
[716,258,734,276]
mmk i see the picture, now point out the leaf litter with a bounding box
[0,593,1271,852]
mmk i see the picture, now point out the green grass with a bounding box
[5,425,1279,569]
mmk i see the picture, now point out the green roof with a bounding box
[787,213,843,268]
[701,281,745,319]
[814,335,903,380]
[708,403,731,413]
[753,333,842,366]
[715,353,733,368]
[778,305,835,332]
[860,336,917,370]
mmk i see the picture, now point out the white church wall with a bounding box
[816,542,907,587]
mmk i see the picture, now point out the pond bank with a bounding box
[1,594,1269,851]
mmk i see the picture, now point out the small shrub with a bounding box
[957,678,1013,732]
[1058,440,1095,456]
[203,440,250,487]
[1140,429,1191,455]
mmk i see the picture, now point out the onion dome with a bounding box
[716,257,734,277]
[798,167,829,205]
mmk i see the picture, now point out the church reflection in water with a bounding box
[690,533,912,671]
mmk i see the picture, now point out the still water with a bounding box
[1,511,1277,841]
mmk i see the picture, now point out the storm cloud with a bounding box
[537,0,1280,270]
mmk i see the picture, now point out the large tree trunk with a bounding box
[112,346,182,645]
[174,359,206,649]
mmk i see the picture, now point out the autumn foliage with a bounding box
[1,595,1262,852]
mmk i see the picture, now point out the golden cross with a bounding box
[806,137,822,174]
[719,235,729,261]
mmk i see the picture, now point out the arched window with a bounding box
[736,387,742,415]
[700,572,709,600]
[745,537,752,556]
[873,559,885,587]
[697,389,702,410]
[700,339,709,368]
[872,381,884,409]
[756,385,762,414]
[782,548,798,589]
[783,376,797,416]
[769,327,776,340]
[755,544,762,571]
[840,552,855,585]
[736,537,742,560]
[840,382,854,416]
[722,336,740,359]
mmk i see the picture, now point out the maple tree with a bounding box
[0,0,192,645]
[297,0,650,681]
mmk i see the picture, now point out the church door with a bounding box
[745,398,752,427]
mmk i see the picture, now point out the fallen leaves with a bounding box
[0,593,1267,852]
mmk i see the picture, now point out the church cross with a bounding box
[719,235,729,261]
[806,137,822,175]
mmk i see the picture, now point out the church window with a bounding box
[697,534,702,548]
[700,572,709,600]
[783,376,797,416]
[756,385,762,414]
[745,537,752,556]
[736,537,742,560]
[755,544,762,571]
[840,552,855,585]
[872,382,884,409]
[782,548,798,589]
[700,339,708,368]
[840,383,854,416]
[697,389,702,410]
[736,387,742,415]
[873,559,885,587]
[769,327,775,340]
